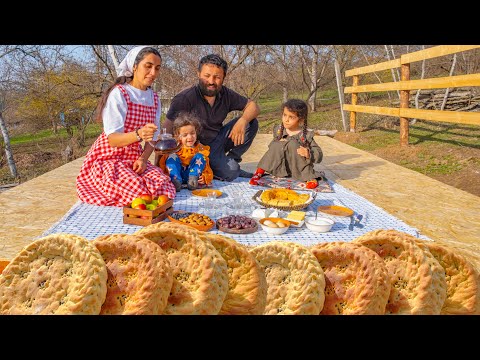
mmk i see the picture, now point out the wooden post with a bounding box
[400,63,410,146]
[349,75,359,132]
[334,60,348,132]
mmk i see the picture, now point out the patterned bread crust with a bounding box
[416,240,480,315]
[250,241,325,315]
[0,233,107,315]
[353,230,446,315]
[93,234,173,315]
[311,242,390,315]
[197,232,267,315]
[135,222,228,314]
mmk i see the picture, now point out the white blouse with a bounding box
[102,83,162,139]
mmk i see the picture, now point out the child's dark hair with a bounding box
[198,54,228,76]
[95,46,162,124]
[276,99,309,146]
[172,111,202,140]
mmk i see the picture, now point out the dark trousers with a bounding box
[205,117,258,181]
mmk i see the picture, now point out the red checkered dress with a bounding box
[76,84,176,206]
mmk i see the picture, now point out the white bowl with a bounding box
[305,217,334,233]
[251,208,279,219]
[259,217,291,235]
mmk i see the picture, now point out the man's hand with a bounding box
[297,146,310,159]
[133,158,147,174]
[228,118,248,146]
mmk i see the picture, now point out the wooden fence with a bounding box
[343,45,480,146]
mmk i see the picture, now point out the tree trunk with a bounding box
[440,53,457,110]
[334,59,348,132]
[385,45,400,100]
[411,45,426,125]
[0,111,18,178]
[282,85,288,103]
[308,51,318,111]
[108,45,120,77]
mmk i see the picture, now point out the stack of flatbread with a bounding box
[0,226,478,315]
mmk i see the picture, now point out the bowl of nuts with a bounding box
[259,217,291,235]
[167,211,215,231]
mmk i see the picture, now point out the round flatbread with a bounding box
[415,239,480,315]
[311,242,390,315]
[249,241,325,315]
[135,222,228,315]
[0,233,107,315]
[353,229,447,315]
[93,234,173,315]
[197,232,267,315]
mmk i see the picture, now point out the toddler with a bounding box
[158,112,213,191]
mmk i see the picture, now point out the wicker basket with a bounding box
[252,189,316,211]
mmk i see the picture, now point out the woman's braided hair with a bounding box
[275,99,309,147]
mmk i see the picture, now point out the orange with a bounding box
[157,194,170,207]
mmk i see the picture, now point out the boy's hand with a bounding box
[297,146,310,158]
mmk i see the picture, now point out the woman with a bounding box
[76,46,176,206]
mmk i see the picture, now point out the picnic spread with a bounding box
[2,178,479,315]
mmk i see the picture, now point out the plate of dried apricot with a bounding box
[317,205,354,217]
[167,211,215,231]
[191,189,223,198]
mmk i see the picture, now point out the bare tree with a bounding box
[0,46,21,179]
[266,45,299,102]
[411,45,426,125]
[299,45,335,111]
[107,45,120,75]
[359,45,392,101]
[385,45,400,99]
[440,53,457,110]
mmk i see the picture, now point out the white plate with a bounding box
[284,218,304,228]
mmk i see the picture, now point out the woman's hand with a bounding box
[297,146,310,159]
[137,123,158,143]
[133,157,147,174]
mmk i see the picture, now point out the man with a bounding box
[162,54,260,181]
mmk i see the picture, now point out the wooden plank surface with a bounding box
[401,45,480,64]
[343,104,399,116]
[399,108,480,125]
[345,58,401,77]
[345,73,480,93]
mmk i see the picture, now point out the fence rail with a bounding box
[343,45,480,145]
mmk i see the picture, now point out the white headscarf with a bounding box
[116,45,149,77]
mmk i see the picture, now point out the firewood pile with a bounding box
[393,88,480,112]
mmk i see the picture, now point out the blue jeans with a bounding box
[166,152,207,183]
[205,117,258,181]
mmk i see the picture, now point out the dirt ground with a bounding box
[334,131,480,197]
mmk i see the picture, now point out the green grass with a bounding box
[4,123,103,146]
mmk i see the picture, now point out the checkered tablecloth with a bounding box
[42,178,430,246]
